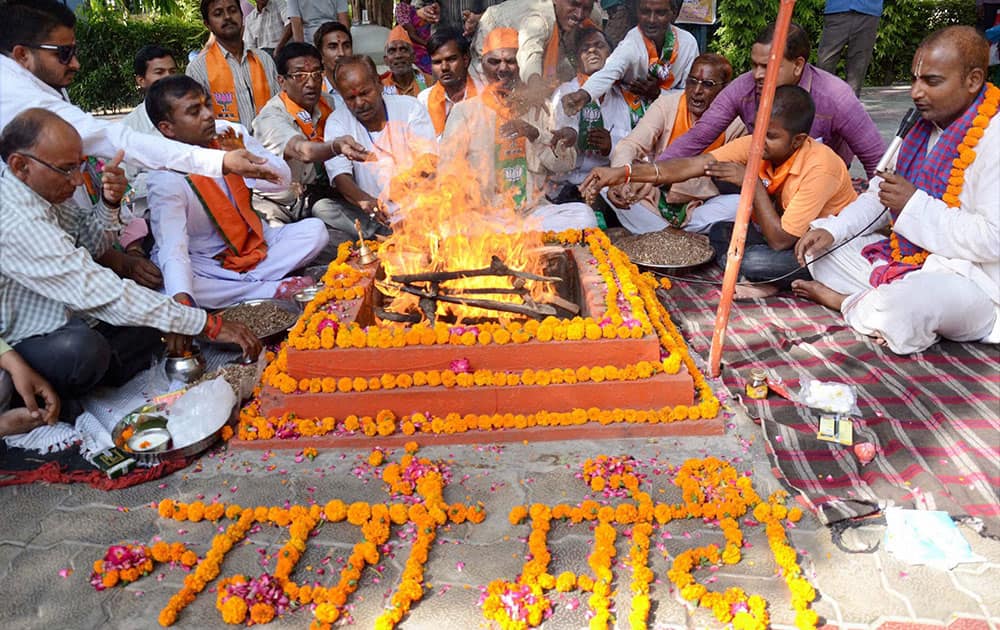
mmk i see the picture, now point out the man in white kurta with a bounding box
[560,0,698,124]
[605,53,746,234]
[442,28,597,232]
[793,27,999,354]
[549,28,631,201]
[323,56,438,228]
[144,77,327,309]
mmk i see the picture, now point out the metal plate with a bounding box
[111,403,226,467]
[615,229,715,273]
[215,298,300,344]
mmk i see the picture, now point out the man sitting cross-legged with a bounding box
[146,75,328,310]
[442,27,597,232]
[323,55,437,230]
[792,26,1000,354]
[252,42,373,243]
[605,53,746,234]
[582,85,856,298]
[0,109,260,420]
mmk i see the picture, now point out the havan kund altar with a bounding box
[237,159,721,445]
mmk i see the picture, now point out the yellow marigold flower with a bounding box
[368,450,384,466]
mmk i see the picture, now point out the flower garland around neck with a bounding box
[892,82,1000,265]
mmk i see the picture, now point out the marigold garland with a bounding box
[892,82,1000,265]
[239,229,719,442]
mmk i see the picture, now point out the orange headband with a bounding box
[482,27,518,55]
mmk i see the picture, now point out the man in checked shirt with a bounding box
[0,109,261,421]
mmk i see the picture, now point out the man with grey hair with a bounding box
[0,109,260,420]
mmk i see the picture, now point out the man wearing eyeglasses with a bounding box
[186,0,280,128]
[0,109,262,421]
[602,53,746,234]
[560,0,699,124]
[252,42,377,241]
[0,0,283,190]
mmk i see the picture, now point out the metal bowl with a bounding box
[164,348,206,383]
[293,285,322,311]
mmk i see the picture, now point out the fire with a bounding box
[378,152,549,323]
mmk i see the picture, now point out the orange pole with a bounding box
[708,0,797,378]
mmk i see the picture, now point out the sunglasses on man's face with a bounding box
[27,43,78,65]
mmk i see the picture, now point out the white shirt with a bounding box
[146,121,292,299]
[323,95,437,221]
[552,77,631,185]
[580,26,699,103]
[119,101,161,219]
[417,77,483,140]
[0,55,224,177]
[244,0,289,50]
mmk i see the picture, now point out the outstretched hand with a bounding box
[560,89,591,117]
[222,149,283,183]
[579,166,629,205]
[331,135,372,162]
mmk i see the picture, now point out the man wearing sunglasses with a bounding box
[0,0,283,193]
[602,53,746,234]
[0,109,262,422]
[252,42,376,242]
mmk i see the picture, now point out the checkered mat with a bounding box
[661,267,1000,537]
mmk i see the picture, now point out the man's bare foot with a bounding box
[791,279,848,311]
[734,283,779,301]
[0,408,45,438]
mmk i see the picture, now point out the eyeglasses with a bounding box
[285,70,324,83]
[685,76,721,90]
[19,153,85,178]
[27,43,78,65]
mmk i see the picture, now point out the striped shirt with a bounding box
[0,167,207,345]
[186,42,280,127]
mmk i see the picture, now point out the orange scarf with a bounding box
[642,26,679,90]
[758,145,803,196]
[427,78,477,135]
[204,43,271,122]
[187,173,268,272]
[668,95,726,152]
[279,91,333,141]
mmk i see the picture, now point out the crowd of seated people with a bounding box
[1,0,996,430]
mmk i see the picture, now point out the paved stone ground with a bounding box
[1,86,997,629]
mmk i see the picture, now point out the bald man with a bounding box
[792,26,1000,354]
[0,109,260,419]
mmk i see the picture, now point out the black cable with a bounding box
[649,206,890,287]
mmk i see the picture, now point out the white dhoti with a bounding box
[527,202,599,232]
[809,235,998,354]
[186,218,329,309]
[604,192,740,235]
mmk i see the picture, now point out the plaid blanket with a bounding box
[662,267,1000,537]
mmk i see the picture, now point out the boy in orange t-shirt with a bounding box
[581,84,857,298]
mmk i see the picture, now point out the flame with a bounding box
[379,152,549,323]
